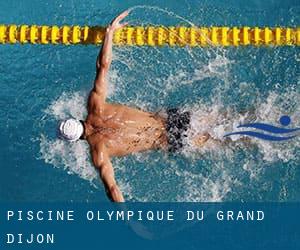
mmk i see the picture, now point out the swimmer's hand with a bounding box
[107,10,129,33]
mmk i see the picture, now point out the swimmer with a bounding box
[58,11,210,202]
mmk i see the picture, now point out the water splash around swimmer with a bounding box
[37,6,300,202]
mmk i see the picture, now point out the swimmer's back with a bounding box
[86,102,168,156]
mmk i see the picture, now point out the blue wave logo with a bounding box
[224,116,300,141]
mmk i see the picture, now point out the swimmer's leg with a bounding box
[192,133,254,148]
[189,107,259,148]
[192,132,211,147]
[190,115,216,147]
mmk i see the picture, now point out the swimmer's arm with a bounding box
[92,144,124,202]
[93,30,112,99]
[94,11,129,99]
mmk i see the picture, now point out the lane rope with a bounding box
[0,25,299,46]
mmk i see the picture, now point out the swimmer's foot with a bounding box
[193,133,210,147]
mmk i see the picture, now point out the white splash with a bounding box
[38,89,300,202]
[176,166,233,202]
[182,90,300,163]
[37,6,299,202]
[45,92,87,120]
[39,134,97,182]
[39,92,98,184]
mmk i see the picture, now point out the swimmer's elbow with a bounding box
[100,58,111,70]
[96,57,110,72]
[92,156,104,169]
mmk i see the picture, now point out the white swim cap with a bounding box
[58,118,84,142]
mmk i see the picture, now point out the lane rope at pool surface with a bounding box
[0,25,299,46]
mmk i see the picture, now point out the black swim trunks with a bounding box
[166,108,191,153]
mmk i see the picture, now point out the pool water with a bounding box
[0,0,299,202]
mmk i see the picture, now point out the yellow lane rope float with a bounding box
[0,25,299,46]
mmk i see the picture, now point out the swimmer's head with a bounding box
[57,118,84,142]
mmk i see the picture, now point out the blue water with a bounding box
[0,0,299,202]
